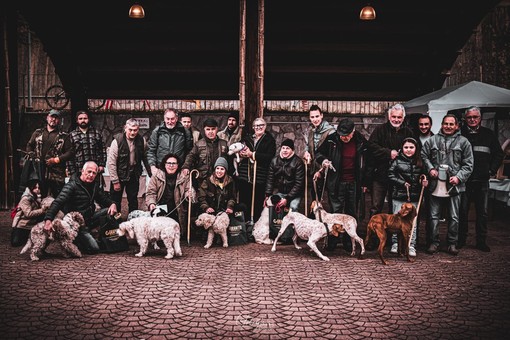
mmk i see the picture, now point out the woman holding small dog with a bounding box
[388,137,428,256]
[11,179,46,247]
[198,157,237,214]
[146,153,193,236]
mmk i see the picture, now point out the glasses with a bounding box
[253,124,265,129]
[165,162,178,166]
[465,116,480,120]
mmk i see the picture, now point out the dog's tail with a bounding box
[364,221,373,245]
[20,239,32,254]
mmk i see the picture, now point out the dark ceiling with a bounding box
[15,0,501,102]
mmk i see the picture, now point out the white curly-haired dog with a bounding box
[310,200,365,257]
[271,211,344,261]
[127,206,166,221]
[228,142,254,176]
[194,212,230,248]
[252,195,281,245]
[118,216,182,259]
[20,211,84,261]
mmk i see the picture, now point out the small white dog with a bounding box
[118,216,182,259]
[228,142,253,176]
[194,212,230,248]
[271,211,344,261]
[252,195,280,245]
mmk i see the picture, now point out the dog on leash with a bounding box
[20,211,85,261]
[228,142,254,176]
[252,195,281,244]
[194,212,230,248]
[364,202,417,265]
[118,216,182,259]
[271,211,343,261]
[310,200,365,257]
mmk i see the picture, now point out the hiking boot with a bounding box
[409,246,416,257]
[476,243,491,252]
[390,243,398,254]
[427,244,438,254]
[447,245,459,255]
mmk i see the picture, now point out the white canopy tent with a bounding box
[404,81,510,133]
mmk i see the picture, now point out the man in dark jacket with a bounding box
[147,108,193,174]
[266,139,305,211]
[26,109,73,198]
[314,118,369,251]
[459,106,504,252]
[44,161,117,254]
[107,118,151,213]
[182,118,229,184]
[367,103,415,215]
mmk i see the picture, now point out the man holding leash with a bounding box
[314,118,369,251]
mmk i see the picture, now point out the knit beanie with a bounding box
[214,157,229,171]
[228,112,239,122]
[281,138,295,150]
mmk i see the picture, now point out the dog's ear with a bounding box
[328,223,342,237]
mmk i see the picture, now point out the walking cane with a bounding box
[249,160,258,226]
[408,175,426,250]
[304,161,308,216]
[187,169,199,246]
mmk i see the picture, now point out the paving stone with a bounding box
[1,210,510,339]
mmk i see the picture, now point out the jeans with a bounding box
[429,194,461,246]
[459,181,489,244]
[370,180,393,214]
[328,181,357,217]
[74,208,108,254]
[110,175,140,213]
[391,200,418,248]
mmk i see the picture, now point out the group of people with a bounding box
[11,104,505,258]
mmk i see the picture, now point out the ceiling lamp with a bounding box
[129,3,145,19]
[360,5,376,21]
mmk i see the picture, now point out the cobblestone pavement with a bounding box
[1,209,509,339]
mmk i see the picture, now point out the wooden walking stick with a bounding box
[187,169,199,246]
[249,160,258,226]
[304,161,308,216]
[408,175,426,250]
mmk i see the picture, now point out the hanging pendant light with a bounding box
[360,5,376,21]
[129,3,145,19]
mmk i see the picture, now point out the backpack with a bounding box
[11,205,20,219]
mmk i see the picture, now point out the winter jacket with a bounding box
[315,130,369,205]
[198,174,237,213]
[182,137,228,182]
[147,121,193,167]
[367,122,415,183]
[421,130,474,194]
[145,169,193,229]
[266,153,305,201]
[45,174,114,223]
[236,132,276,185]
[68,126,107,175]
[13,190,44,230]
[306,120,336,173]
[388,153,426,202]
[218,125,243,146]
[107,132,150,183]
[461,125,504,181]
[26,127,72,183]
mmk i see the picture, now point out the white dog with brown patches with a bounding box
[271,211,343,261]
[118,216,182,259]
[310,200,365,257]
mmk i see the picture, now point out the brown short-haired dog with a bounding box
[364,202,417,265]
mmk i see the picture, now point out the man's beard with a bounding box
[79,122,89,129]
